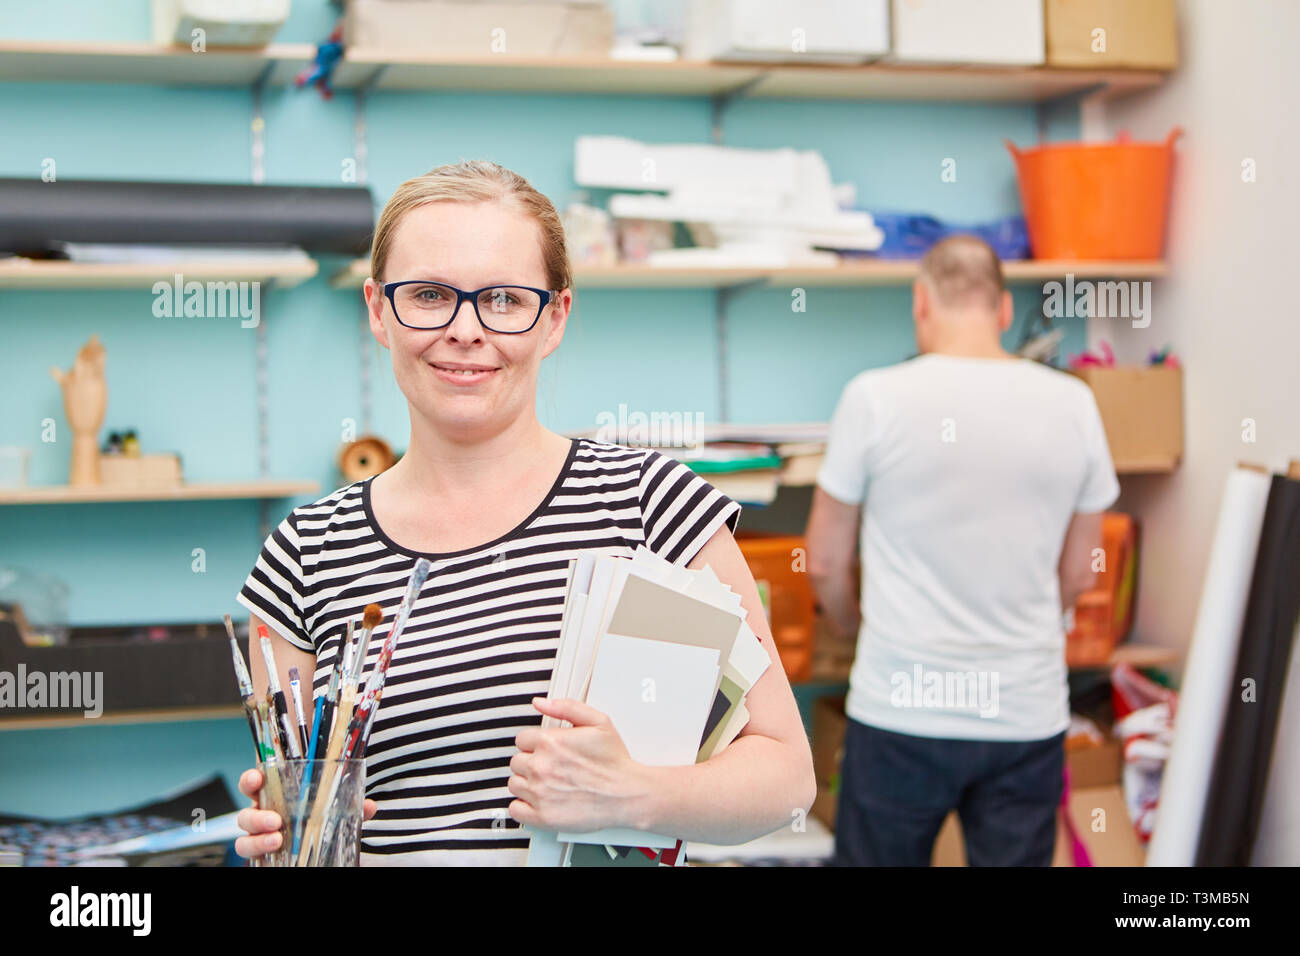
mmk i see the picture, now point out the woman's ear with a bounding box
[539,288,571,360]
[364,278,392,351]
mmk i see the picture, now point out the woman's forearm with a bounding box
[627,733,816,846]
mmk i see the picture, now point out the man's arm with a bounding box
[1058,511,1104,611]
[805,487,862,638]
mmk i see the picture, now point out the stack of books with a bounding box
[527,546,771,867]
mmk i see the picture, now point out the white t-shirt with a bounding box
[817,353,1119,741]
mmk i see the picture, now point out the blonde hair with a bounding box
[369,160,572,292]
[918,234,1005,311]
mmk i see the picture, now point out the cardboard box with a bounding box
[345,0,615,57]
[98,453,182,486]
[887,0,1044,66]
[1072,366,1184,471]
[684,0,889,64]
[932,785,1143,866]
[1044,0,1178,70]
[1067,734,1123,788]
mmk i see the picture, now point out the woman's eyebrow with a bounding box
[402,276,535,288]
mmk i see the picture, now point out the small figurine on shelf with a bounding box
[49,336,107,486]
[297,21,344,100]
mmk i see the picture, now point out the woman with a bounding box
[234,160,815,865]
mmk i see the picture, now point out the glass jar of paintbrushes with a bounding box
[255,757,365,867]
[224,558,434,867]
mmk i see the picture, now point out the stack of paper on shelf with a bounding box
[526,546,771,867]
[575,135,884,266]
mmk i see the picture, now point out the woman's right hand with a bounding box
[234,767,381,861]
[235,768,283,860]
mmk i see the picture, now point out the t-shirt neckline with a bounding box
[361,436,582,561]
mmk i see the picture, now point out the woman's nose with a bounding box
[444,297,484,343]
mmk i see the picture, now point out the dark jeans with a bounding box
[833,718,1066,866]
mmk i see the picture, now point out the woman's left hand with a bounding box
[508,697,653,833]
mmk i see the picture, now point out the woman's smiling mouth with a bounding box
[430,361,499,385]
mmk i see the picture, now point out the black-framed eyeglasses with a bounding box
[381,280,561,334]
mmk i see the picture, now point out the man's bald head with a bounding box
[918,235,1005,313]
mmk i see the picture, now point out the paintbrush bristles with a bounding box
[363,604,383,630]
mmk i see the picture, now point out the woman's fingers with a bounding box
[234,805,283,860]
[236,806,281,836]
[234,830,282,860]
[238,768,264,799]
[363,799,378,821]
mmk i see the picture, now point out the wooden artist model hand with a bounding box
[49,335,107,486]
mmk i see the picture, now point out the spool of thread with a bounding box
[338,435,396,483]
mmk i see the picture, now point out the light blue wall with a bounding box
[0,0,1084,818]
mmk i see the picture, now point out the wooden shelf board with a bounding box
[331,258,1168,291]
[0,42,1168,101]
[0,256,318,290]
[0,40,314,86]
[0,705,245,732]
[750,62,1166,102]
[333,51,1167,102]
[0,480,319,505]
[335,51,765,95]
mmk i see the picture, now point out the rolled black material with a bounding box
[0,178,375,255]
[1195,473,1300,865]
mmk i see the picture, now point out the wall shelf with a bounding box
[332,51,1166,102]
[0,705,244,732]
[0,40,314,86]
[0,256,319,290]
[0,40,1168,102]
[331,258,1169,290]
[0,480,319,505]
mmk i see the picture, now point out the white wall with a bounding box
[1089,0,1300,864]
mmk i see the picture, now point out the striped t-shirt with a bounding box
[236,437,741,866]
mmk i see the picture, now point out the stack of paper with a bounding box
[574,135,884,265]
[526,546,771,867]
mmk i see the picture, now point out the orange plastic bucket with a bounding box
[1006,128,1181,260]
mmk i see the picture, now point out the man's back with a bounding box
[818,353,1119,741]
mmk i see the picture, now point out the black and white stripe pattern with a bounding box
[236,437,741,866]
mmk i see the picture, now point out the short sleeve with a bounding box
[817,375,877,505]
[235,512,315,653]
[638,449,742,566]
[1075,390,1121,513]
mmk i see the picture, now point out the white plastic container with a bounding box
[887,0,1044,66]
[684,0,890,64]
[152,0,292,48]
[0,447,29,488]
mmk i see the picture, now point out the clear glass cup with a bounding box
[254,758,365,867]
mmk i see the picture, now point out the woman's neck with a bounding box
[388,414,562,497]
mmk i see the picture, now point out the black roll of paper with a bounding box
[1195,473,1300,866]
[0,178,375,255]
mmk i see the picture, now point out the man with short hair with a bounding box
[807,235,1119,866]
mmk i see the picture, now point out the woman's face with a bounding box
[364,199,570,441]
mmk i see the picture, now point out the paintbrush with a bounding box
[302,562,431,863]
[223,614,261,761]
[348,604,384,688]
[259,627,301,759]
[253,697,286,862]
[316,624,351,750]
[340,562,430,759]
[288,666,310,757]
